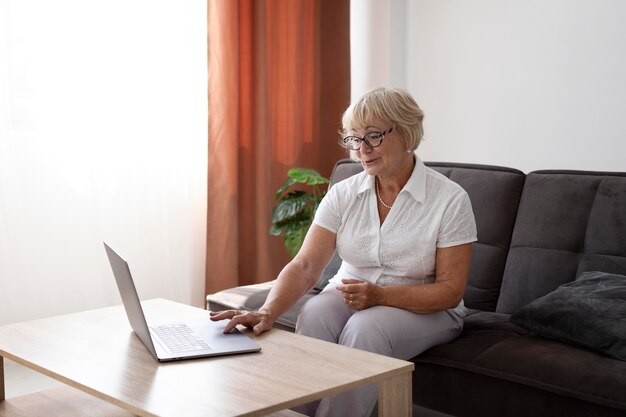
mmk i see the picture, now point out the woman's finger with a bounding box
[209,309,244,321]
[222,311,257,333]
[252,316,272,335]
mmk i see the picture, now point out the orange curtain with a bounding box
[206,0,350,294]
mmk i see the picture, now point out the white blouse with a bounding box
[313,157,477,289]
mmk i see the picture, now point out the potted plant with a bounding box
[270,168,329,257]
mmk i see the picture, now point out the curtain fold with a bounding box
[206,0,350,295]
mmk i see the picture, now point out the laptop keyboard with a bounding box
[150,323,212,353]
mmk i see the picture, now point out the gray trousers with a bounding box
[293,285,463,417]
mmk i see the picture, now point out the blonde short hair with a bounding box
[341,87,424,155]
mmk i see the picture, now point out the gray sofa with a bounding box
[207,159,626,417]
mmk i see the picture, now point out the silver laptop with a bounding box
[104,242,260,362]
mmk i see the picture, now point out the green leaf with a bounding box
[270,167,330,258]
[271,191,307,223]
[288,168,330,186]
[284,224,310,257]
[269,223,283,236]
[284,217,310,232]
[274,178,296,199]
[311,191,326,212]
[271,214,310,234]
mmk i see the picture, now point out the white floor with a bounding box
[3,358,63,398]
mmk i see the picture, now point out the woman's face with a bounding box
[351,120,412,178]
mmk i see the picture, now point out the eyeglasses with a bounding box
[341,128,393,151]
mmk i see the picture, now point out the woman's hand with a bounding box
[209,309,274,335]
[336,279,384,310]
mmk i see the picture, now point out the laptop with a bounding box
[104,242,261,362]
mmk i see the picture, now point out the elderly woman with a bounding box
[210,87,477,417]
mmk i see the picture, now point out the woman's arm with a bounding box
[337,243,472,313]
[210,224,337,334]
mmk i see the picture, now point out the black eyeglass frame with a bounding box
[340,128,393,151]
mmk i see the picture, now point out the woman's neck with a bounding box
[377,154,415,193]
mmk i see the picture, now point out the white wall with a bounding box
[0,0,207,325]
[351,0,408,100]
[352,0,626,173]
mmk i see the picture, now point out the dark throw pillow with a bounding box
[510,271,626,361]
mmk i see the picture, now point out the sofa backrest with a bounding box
[318,159,526,312]
[426,162,525,311]
[496,170,626,314]
[328,159,365,187]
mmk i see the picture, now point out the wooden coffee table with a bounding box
[0,299,413,416]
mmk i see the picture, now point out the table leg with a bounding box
[1,356,5,401]
[378,371,411,417]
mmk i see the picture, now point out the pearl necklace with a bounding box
[375,177,393,209]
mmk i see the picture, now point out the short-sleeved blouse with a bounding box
[313,157,477,290]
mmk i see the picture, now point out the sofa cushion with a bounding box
[510,271,626,361]
[414,311,626,414]
[497,171,626,314]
